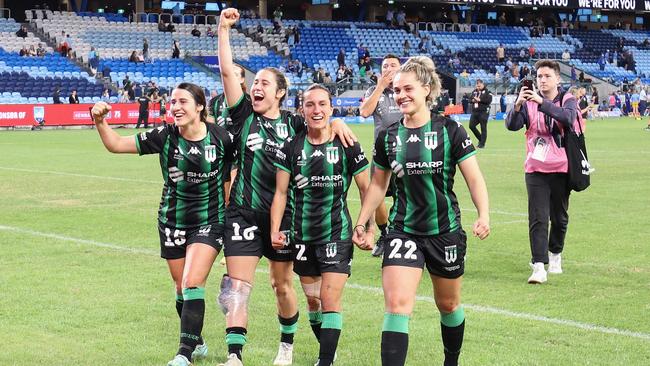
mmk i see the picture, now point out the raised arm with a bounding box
[218,8,244,108]
[91,102,138,153]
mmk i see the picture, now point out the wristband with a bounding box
[354,225,366,233]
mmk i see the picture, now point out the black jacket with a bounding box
[471,88,492,113]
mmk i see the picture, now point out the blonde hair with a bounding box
[398,56,442,108]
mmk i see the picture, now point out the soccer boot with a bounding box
[218,353,243,366]
[528,262,547,284]
[191,342,208,359]
[167,355,191,366]
[273,342,293,365]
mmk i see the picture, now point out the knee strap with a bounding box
[300,278,322,299]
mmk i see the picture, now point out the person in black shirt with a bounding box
[353,56,490,366]
[68,90,79,104]
[52,87,62,104]
[90,83,234,366]
[136,94,151,128]
[468,79,492,148]
[16,25,28,38]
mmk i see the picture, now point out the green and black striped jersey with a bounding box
[373,114,476,236]
[275,132,369,244]
[226,94,306,212]
[210,93,252,128]
[135,123,235,228]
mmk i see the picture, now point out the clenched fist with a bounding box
[90,102,112,123]
[219,8,240,29]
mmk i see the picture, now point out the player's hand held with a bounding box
[472,216,490,240]
[219,8,240,29]
[271,231,286,250]
[91,102,111,124]
[330,118,358,148]
[361,229,375,251]
[352,225,367,249]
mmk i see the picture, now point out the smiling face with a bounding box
[170,88,204,128]
[393,71,430,116]
[249,69,285,115]
[302,87,332,132]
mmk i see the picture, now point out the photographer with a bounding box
[505,59,581,285]
[469,79,492,148]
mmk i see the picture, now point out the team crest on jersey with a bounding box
[205,145,217,162]
[325,242,337,258]
[33,106,45,123]
[424,132,438,150]
[326,146,339,164]
[275,123,289,139]
[246,133,264,151]
[444,245,457,263]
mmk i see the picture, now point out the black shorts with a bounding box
[371,163,396,198]
[381,230,467,279]
[158,221,224,259]
[292,241,353,277]
[223,206,293,261]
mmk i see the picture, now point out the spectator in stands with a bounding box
[499,13,507,26]
[69,90,79,104]
[459,69,469,87]
[143,38,149,62]
[496,43,505,63]
[570,66,576,85]
[172,40,181,59]
[562,49,570,62]
[403,39,411,57]
[16,25,28,38]
[344,66,353,84]
[579,70,585,83]
[598,54,607,71]
[273,6,283,23]
[191,26,201,37]
[520,65,530,81]
[618,37,625,52]
[117,89,128,103]
[418,37,426,53]
[158,19,166,32]
[469,79,492,148]
[530,27,540,38]
[207,27,215,38]
[511,62,520,80]
[27,45,37,57]
[36,43,46,57]
[129,50,139,63]
[506,57,514,69]
[519,48,527,62]
[494,70,501,84]
[396,10,406,28]
[167,23,176,32]
[612,50,618,65]
[358,44,366,65]
[452,54,461,68]
[88,47,99,75]
[101,89,111,103]
[19,46,29,57]
[52,87,62,104]
[337,48,346,67]
[102,64,112,81]
[135,93,151,128]
[528,44,536,59]
[599,99,609,111]
[386,8,395,27]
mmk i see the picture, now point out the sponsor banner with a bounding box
[457,0,646,12]
[193,56,219,72]
[0,103,169,127]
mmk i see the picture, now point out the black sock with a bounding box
[177,287,205,361]
[175,293,204,345]
[381,313,409,366]
[226,327,247,361]
[319,312,342,365]
[278,312,299,344]
[441,320,465,366]
[308,310,322,342]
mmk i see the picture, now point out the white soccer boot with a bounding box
[167,354,191,366]
[191,342,208,359]
[528,262,547,284]
[273,342,293,365]
[218,353,243,366]
[548,252,563,274]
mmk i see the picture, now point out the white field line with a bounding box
[2,224,649,342]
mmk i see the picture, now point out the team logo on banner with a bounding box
[326,146,339,164]
[205,145,217,162]
[444,245,457,263]
[325,242,337,258]
[275,123,288,139]
[424,131,438,150]
[33,106,45,124]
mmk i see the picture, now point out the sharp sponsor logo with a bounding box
[168,167,184,182]
[405,161,443,169]
[246,133,264,151]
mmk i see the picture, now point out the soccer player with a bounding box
[90,82,235,366]
[217,8,356,366]
[352,56,490,366]
[208,63,248,127]
[506,59,581,284]
[270,84,374,366]
[359,54,402,257]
